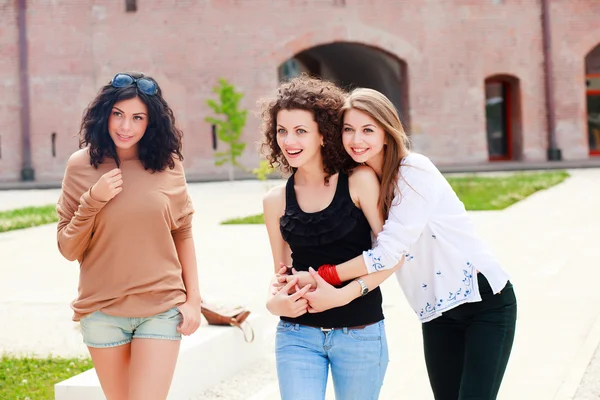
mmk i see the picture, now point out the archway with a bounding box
[279,42,410,128]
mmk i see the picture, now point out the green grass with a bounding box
[0,356,92,399]
[222,213,265,225]
[0,205,58,233]
[446,171,570,210]
[221,171,570,224]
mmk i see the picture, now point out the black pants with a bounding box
[422,274,517,400]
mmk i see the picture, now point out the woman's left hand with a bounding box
[177,300,202,336]
[304,267,353,313]
[289,270,317,289]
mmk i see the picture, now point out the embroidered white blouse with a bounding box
[363,152,510,322]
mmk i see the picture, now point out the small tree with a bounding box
[252,159,278,191]
[252,159,276,181]
[205,79,247,181]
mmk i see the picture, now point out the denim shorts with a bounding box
[80,307,183,348]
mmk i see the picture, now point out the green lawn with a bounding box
[0,205,58,233]
[0,356,92,400]
[221,171,570,224]
[446,171,570,210]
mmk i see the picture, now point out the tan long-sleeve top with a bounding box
[56,149,194,321]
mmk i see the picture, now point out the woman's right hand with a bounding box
[90,168,123,202]
[267,277,311,318]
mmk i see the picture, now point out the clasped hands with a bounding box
[266,263,350,318]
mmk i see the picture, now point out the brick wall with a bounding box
[1,0,599,183]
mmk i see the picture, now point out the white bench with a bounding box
[55,314,273,400]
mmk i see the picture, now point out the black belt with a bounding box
[303,321,377,332]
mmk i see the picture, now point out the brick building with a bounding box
[1,0,600,184]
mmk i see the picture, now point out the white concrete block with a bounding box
[54,369,106,400]
[55,314,272,400]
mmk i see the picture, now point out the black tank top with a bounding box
[279,172,384,328]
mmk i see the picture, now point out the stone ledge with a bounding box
[54,314,273,400]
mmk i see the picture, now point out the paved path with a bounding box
[1,170,599,399]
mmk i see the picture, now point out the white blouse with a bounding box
[363,152,510,322]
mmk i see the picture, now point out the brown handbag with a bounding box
[201,302,255,343]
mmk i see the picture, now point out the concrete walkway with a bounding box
[1,170,599,399]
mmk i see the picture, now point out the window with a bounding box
[586,44,600,155]
[587,75,600,155]
[484,76,523,161]
[125,0,137,12]
[278,59,303,82]
[51,132,56,157]
[211,124,217,150]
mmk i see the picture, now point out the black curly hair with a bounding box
[78,72,183,172]
[259,75,352,184]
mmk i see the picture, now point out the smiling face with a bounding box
[107,96,149,158]
[275,108,323,169]
[342,108,386,165]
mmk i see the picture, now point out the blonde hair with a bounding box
[341,88,411,219]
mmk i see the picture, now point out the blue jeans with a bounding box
[275,320,388,400]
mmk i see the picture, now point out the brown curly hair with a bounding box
[259,75,351,184]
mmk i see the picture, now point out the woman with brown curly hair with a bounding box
[56,72,201,400]
[260,75,398,400]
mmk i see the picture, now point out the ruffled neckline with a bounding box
[280,173,366,247]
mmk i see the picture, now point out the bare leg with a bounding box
[128,338,180,400]
[88,343,131,400]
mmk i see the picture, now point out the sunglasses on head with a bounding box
[110,73,158,96]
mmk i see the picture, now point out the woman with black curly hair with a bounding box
[260,75,399,400]
[56,72,201,400]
